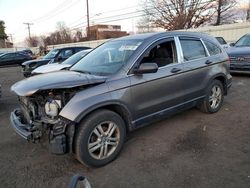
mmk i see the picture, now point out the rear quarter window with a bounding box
[204,40,222,56]
[179,38,207,61]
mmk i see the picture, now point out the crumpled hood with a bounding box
[226,46,250,57]
[11,71,107,96]
[32,63,71,74]
[22,58,50,66]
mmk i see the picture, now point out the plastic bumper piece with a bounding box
[10,109,32,140]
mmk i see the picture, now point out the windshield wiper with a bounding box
[71,69,92,74]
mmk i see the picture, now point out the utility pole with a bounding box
[8,34,13,43]
[86,0,90,39]
[23,22,33,39]
[8,33,14,48]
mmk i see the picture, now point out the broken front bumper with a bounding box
[10,109,33,140]
[10,108,75,154]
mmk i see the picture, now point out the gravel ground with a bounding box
[0,66,249,188]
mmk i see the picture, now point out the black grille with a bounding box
[230,56,250,63]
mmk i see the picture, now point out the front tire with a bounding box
[75,109,126,167]
[198,80,224,113]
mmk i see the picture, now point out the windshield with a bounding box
[61,50,90,65]
[234,35,250,47]
[43,49,59,59]
[70,39,142,76]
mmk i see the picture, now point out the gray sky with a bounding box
[0,0,246,45]
[0,0,142,44]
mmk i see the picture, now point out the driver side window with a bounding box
[140,40,177,67]
[59,49,73,59]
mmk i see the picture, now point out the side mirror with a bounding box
[133,63,158,74]
[57,56,63,61]
[229,42,235,47]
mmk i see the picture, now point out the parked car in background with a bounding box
[0,52,32,66]
[10,32,232,167]
[22,46,91,77]
[19,49,36,59]
[31,49,92,75]
[226,33,250,73]
[19,49,33,56]
[215,37,229,49]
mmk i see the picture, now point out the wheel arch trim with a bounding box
[207,73,229,95]
[74,101,134,131]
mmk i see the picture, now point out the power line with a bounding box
[69,0,215,31]
[67,5,141,28]
[96,5,140,16]
[70,9,144,29]
[29,0,73,23]
[28,0,81,24]
[68,5,140,27]
[36,1,79,24]
[70,13,147,31]
[68,15,87,27]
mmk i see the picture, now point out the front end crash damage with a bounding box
[10,90,77,154]
[10,71,107,154]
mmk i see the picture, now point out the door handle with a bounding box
[171,67,182,73]
[205,60,212,65]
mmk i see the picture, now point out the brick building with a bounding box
[87,24,128,40]
[0,39,13,48]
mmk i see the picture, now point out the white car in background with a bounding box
[31,49,92,75]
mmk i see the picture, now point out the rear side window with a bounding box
[75,48,87,53]
[16,53,25,58]
[204,40,222,56]
[180,38,206,61]
[3,53,16,59]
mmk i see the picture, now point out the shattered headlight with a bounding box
[45,99,61,118]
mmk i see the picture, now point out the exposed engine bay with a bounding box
[10,71,107,155]
[14,87,82,154]
[19,89,75,125]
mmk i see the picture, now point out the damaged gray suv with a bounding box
[10,32,232,167]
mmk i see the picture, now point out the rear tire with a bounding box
[198,80,224,113]
[75,109,126,167]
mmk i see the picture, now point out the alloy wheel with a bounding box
[87,121,120,160]
[209,85,222,109]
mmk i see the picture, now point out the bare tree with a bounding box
[215,0,237,25]
[25,36,39,47]
[137,16,155,33]
[141,0,216,31]
[246,1,250,21]
[55,22,72,43]
[73,30,86,42]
